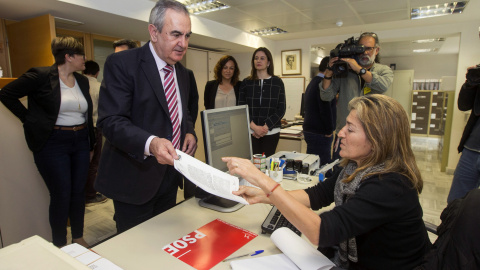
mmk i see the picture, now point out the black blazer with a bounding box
[0,65,95,152]
[187,69,199,125]
[203,80,240,110]
[457,81,480,152]
[95,42,196,205]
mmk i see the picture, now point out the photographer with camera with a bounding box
[447,64,480,203]
[320,32,393,160]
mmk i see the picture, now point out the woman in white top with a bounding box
[0,37,95,247]
[204,55,241,110]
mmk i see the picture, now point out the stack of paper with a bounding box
[281,126,303,137]
[230,227,335,270]
[61,243,123,269]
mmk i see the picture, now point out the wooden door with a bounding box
[6,14,56,77]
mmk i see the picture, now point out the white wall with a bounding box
[0,99,51,247]
[231,52,253,81]
[382,54,458,80]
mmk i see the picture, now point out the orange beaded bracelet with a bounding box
[266,183,281,198]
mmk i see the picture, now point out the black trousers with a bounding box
[251,133,280,157]
[112,166,180,234]
[33,128,90,247]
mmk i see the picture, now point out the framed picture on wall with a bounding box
[281,49,301,75]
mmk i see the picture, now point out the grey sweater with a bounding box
[319,63,393,133]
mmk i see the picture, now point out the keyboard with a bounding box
[261,206,302,236]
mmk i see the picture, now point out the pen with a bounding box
[222,250,264,262]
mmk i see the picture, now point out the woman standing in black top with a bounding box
[238,47,286,157]
[0,37,95,247]
[204,55,240,110]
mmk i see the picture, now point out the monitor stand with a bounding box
[198,195,244,213]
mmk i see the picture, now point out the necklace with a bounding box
[69,87,81,110]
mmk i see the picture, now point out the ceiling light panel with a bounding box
[411,1,469,19]
[413,48,439,53]
[182,0,230,15]
[250,27,287,36]
[412,38,445,43]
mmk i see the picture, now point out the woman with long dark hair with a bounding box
[204,55,241,110]
[238,47,286,157]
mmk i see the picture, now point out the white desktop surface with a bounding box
[92,179,328,270]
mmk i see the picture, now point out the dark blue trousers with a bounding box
[112,166,180,234]
[303,131,334,166]
[33,128,90,247]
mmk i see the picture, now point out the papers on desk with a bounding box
[163,219,257,270]
[61,243,123,269]
[230,227,335,270]
[173,149,249,204]
[280,126,303,137]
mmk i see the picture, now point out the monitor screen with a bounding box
[202,105,252,172]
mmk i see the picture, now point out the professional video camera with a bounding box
[330,37,365,75]
[466,64,480,85]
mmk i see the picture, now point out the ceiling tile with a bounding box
[351,0,408,14]
[236,1,296,17]
[305,5,358,22]
[194,8,257,24]
[281,22,324,33]
[362,10,409,24]
[282,0,339,10]
[263,12,314,28]
[226,19,273,32]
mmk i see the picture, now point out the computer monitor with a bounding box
[197,105,253,212]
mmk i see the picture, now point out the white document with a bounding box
[231,227,335,270]
[61,243,123,269]
[173,149,249,205]
[280,129,302,135]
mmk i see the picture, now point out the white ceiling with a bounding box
[0,0,477,56]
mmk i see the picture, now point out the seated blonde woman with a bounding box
[223,94,431,270]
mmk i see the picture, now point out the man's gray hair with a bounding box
[149,0,189,32]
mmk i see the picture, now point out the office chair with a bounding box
[424,221,438,235]
[417,189,480,269]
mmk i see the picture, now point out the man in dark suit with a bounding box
[95,0,197,233]
[303,57,336,166]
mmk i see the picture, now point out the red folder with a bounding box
[163,219,257,270]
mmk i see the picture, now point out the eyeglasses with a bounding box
[364,46,377,52]
[74,54,85,60]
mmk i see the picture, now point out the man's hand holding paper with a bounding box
[173,150,249,205]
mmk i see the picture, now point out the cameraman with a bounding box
[320,32,393,159]
[447,64,480,203]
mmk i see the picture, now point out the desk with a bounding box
[93,179,332,270]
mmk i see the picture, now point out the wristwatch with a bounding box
[359,68,367,75]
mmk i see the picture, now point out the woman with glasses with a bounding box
[238,47,286,157]
[0,36,95,247]
[224,95,430,269]
[204,55,241,110]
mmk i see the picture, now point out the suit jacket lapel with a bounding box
[140,42,169,116]
[49,65,62,116]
